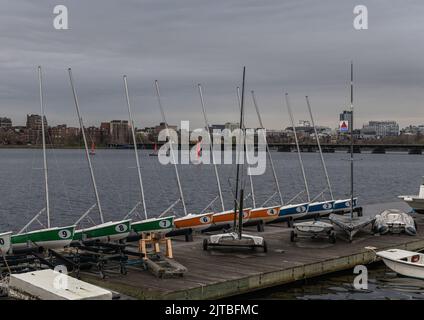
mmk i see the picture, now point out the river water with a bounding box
[0,149,423,299]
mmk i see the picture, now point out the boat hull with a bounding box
[11,226,76,251]
[248,206,280,222]
[0,232,13,254]
[306,200,335,217]
[278,203,309,219]
[294,221,333,234]
[174,213,214,231]
[377,250,424,279]
[382,258,424,279]
[131,216,174,234]
[73,220,131,242]
[334,198,358,212]
[212,209,251,226]
[398,196,424,214]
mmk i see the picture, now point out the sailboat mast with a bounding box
[38,66,50,228]
[305,96,334,200]
[68,68,104,223]
[285,93,310,202]
[124,75,148,220]
[251,90,284,205]
[235,67,246,238]
[197,84,225,211]
[236,87,255,208]
[350,62,354,219]
[154,80,188,216]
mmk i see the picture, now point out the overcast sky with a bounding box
[1,0,424,130]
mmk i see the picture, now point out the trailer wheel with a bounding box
[202,239,208,251]
[263,241,268,253]
[329,231,336,244]
[290,230,296,242]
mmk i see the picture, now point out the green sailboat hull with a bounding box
[11,225,76,250]
[131,216,174,234]
[73,219,131,242]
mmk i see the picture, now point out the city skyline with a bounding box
[1,1,424,129]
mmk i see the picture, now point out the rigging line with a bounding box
[284,92,311,203]
[251,90,284,205]
[45,127,74,223]
[68,68,104,224]
[154,80,188,216]
[305,95,334,200]
[124,75,148,219]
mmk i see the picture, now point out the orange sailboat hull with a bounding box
[174,213,214,231]
[248,206,281,222]
[212,208,251,226]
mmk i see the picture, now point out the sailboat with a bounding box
[122,75,174,235]
[329,62,375,242]
[284,93,335,219]
[154,80,213,232]
[196,84,251,229]
[89,141,96,156]
[67,68,131,242]
[149,143,159,157]
[204,67,266,251]
[305,95,357,215]
[11,66,76,251]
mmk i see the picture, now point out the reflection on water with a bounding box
[245,263,424,300]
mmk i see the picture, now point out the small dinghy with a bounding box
[291,220,336,243]
[373,209,417,235]
[376,249,424,279]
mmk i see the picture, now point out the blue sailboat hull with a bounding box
[305,200,335,217]
[334,198,358,212]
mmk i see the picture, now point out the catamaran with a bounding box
[10,67,76,251]
[283,93,335,219]
[203,67,267,251]
[67,68,131,242]
[304,95,357,214]
[154,80,213,232]
[122,75,174,235]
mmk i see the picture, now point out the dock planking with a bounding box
[81,201,424,299]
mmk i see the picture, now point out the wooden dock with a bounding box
[81,201,424,300]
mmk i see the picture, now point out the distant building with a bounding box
[0,117,12,128]
[26,114,47,144]
[362,121,399,138]
[110,120,130,145]
[224,122,239,131]
[401,125,424,135]
[210,124,226,131]
[154,122,178,135]
[339,110,352,133]
[340,110,352,124]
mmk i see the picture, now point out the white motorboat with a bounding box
[376,249,424,279]
[398,177,424,214]
[373,209,417,235]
